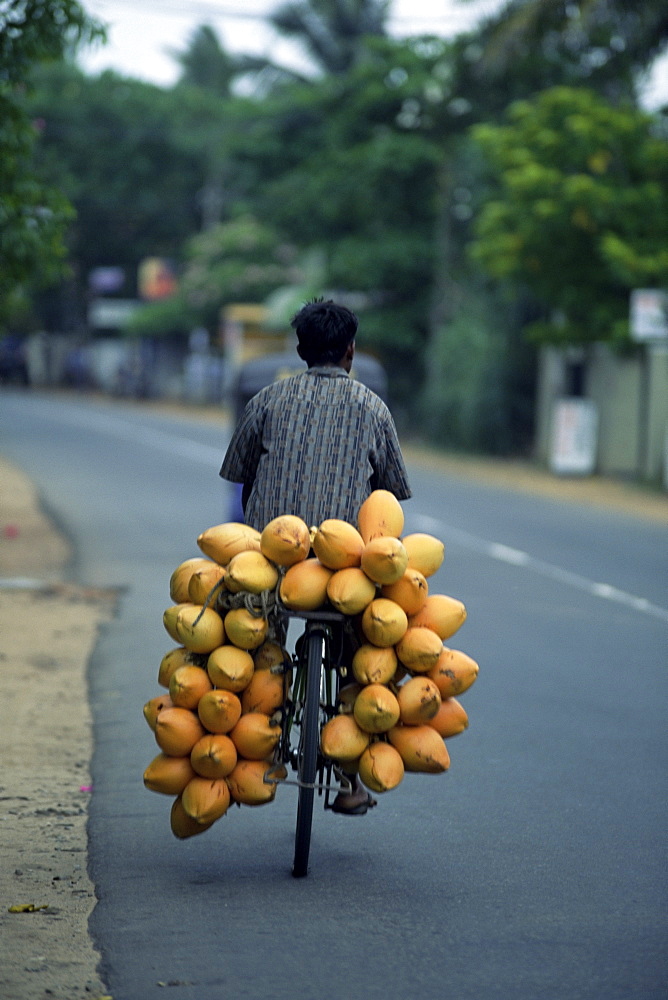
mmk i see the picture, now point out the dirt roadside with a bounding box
[0,405,665,1000]
[0,456,117,1000]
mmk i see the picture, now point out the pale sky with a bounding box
[77,0,501,84]
[77,0,667,108]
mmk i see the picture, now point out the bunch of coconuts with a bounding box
[143,490,478,838]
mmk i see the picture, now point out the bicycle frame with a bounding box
[264,601,354,876]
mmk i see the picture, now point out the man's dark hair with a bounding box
[291,298,358,365]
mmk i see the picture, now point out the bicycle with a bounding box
[264,600,357,878]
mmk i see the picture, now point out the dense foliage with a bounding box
[471,87,668,345]
[3,0,667,451]
[0,0,103,323]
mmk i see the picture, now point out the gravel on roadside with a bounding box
[0,456,117,1000]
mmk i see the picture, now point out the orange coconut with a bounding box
[197,689,242,734]
[408,594,467,640]
[357,489,405,543]
[358,741,404,793]
[426,696,469,738]
[190,733,238,779]
[154,706,206,757]
[260,515,311,567]
[143,753,197,795]
[396,676,442,725]
[388,724,450,773]
[207,645,255,692]
[427,646,479,698]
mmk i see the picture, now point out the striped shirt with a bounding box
[220,365,411,531]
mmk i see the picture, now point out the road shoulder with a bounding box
[0,457,117,1000]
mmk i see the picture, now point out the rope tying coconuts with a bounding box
[145,493,479,840]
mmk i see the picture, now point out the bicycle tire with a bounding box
[292,628,324,878]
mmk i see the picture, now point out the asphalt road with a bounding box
[1,389,666,1000]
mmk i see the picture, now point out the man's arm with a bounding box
[372,408,412,500]
[219,397,263,490]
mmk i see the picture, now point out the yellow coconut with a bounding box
[169,664,213,710]
[190,733,237,779]
[357,489,405,543]
[170,557,214,603]
[226,759,278,805]
[170,795,215,839]
[361,536,409,586]
[196,522,261,566]
[163,603,196,643]
[396,676,442,725]
[182,776,231,825]
[358,741,404,793]
[395,626,444,674]
[174,604,226,654]
[225,550,279,594]
[207,645,255,692]
[229,712,281,760]
[401,533,445,578]
[224,607,268,650]
[241,668,286,716]
[426,696,469,738]
[427,647,479,699]
[279,558,333,611]
[361,598,408,648]
[187,562,226,605]
[260,515,311,567]
[408,594,467,640]
[388,724,450,773]
[353,683,401,734]
[158,647,197,689]
[311,519,365,570]
[326,567,377,615]
[143,692,174,731]
[351,644,398,686]
[154,706,206,756]
[320,714,370,762]
[253,641,290,672]
[143,753,196,795]
[381,568,428,617]
[197,689,242,734]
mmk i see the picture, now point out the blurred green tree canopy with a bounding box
[0,0,103,323]
[5,0,668,451]
[471,86,668,345]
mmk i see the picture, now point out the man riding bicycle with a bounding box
[220,298,412,813]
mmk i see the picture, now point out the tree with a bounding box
[221,35,464,408]
[26,62,216,329]
[470,86,668,346]
[171,24,275,97]
[0,0,103,326]
[126,216,299,337]
[464,0,668,106]
[270,0,390,75]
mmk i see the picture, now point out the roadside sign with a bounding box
[630,289,668,341]
[549,398,598,475]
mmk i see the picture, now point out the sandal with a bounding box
[329,791,378,816]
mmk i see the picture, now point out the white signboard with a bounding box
[88,298,139,330]
[549,398,598,476]
[630,289,668,342]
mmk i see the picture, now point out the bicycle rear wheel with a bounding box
[292,628,324,878]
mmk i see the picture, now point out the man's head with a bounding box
[292,299,358,370]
